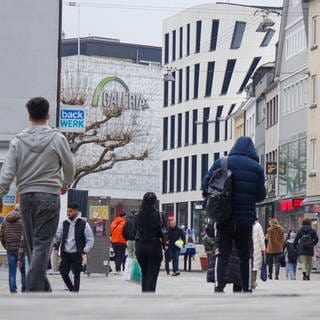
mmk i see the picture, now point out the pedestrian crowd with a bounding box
[0,99,319,295]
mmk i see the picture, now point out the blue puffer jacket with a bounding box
[202,137,266,226]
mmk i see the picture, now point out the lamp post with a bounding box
[68,1,81,78]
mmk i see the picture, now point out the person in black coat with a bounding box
[135,192,167,292]
[166,218,186,276]
[294,218,319,280]
[202,136,266,293]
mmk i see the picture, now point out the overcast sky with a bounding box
[62,0,283,46]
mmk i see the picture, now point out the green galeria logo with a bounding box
[91,76,149,110]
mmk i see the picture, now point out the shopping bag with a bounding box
[260,254,267,282]
[175,238,184,249]
[123,257,133,281]
[130,258,142,283]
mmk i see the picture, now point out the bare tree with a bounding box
[61,66,155,188]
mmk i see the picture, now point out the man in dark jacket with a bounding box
[202,136,266,292]
[0,204,26,293]
[166,218,186,276]
[294,218,319,280]
[54,203,94,292]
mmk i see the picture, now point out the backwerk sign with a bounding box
[59,106,85,133]
[91,76,149,110]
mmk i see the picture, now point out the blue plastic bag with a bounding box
[260,254,267,282]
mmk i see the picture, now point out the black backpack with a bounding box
[205,157,233,224]
[122,215,136,241]
[286,242,298,263]
[300,233,313,250]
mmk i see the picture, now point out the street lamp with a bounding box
[68,1,81,76]
[254,9,280,33]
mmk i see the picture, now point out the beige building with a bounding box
[304,0,320,217]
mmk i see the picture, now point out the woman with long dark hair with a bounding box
[135,192,167,292]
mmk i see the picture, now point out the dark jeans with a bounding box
[135,240,163,292]
[20,192,60,292]
[166,247,180,273]
[112,243,127,272]
[267,253,282,277]
[7,251,26,293]
[216,224,253,292]
[59,252,83,292]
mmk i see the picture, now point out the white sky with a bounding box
[62,0,283,46]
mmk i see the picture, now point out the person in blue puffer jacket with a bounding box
[202,136,266,293]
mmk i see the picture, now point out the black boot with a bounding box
[306,275,310,280]
[303,272,307,280]
[268,274,272,280]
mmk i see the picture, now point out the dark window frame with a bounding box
[164,33,169,64]
[195,20,202,53]
[172,30,176,61]
[171,71,176,105]
[202,107,210,144]
[169,159,174,193]
[164,81,168,107]
[163,117,168,150]
[201,154,209,182]
[205,61,215,97]
[179,27,183,58]
[185,111,190,146]
[191,155,197,190]
[215,105,223,142]
[238,57,261,93]
[230,21,246,49]
[178,68,183,103]
[260,28,275,47]
[162,160,168,193]
[221,59,236,95]
[176,157,182,192]
[210,20,219,51]
[186,66,190,101]
[194,63,200,99]
[184,156,189,191]
[192,109,198,145]
[170,115,175,149]
[186,24,190,56]
[177,113,182,148]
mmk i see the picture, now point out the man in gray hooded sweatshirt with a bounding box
[0,97,75,292]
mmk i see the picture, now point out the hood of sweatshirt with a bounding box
[6,209,21,223]
[229,136,259,162]
[16,126,59,153]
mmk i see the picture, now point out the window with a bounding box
[311,75,317,106]
[176,158,182,192]
[230,21,246,49]
[312,16,318,48]
[195,20,202,53]
[215,105,223,142]
[163,117,168,150]
[185,111,190,145]
[186,66,190,100]
[179,27,183,58]
[186,24,190,56]
[184,156,189,191]
[221,59,236,95]
[286,27,307,59]
[210,20,219,51]
[164,33,169,64]
[169,159,174,193]
[192,109,198,144]
[191,155,197,190]
[176,202,188,226]
[178,69,183,103]
[170,115,175,149]
[205,61,215,97]
[162,160,168,193]
[201,154,209,182]
[171,71,175,105]
[238,57,261,93]
[177,113,182,147]
[310,138,317,174]
[164,81,168,107]
[194,63,200,99]
[261,29,275,47]
[214,152,219,161]
[202,107,210,143]
[172,30,176,61]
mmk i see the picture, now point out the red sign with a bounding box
[280,198,304,212]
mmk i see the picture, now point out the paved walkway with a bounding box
[0,265,319,319]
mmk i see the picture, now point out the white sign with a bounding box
[59,106,85,132]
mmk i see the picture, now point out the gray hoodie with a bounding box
[0,125,75,196]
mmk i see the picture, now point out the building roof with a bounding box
[62,37,162,64]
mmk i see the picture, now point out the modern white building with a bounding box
[160,2,281,241]
[62,37,162,216]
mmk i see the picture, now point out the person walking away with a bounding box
[0,204,26,293]
[167,218,186,276]
[135,192,167,292]
[294,218,319,280]
[266,218,285,280]
[252,218,266,289]
[284,230,298,280]
[0,97,75,292]
[54,203,94,292]
[110,212,127,274]
[202,136,266,293]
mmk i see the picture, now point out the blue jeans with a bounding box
[170,247,181,273]
[20,192,60,292]
[7,252,26,293]
[286,262,297,280]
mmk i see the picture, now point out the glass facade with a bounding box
[176,202,188,227]
[279,138,306,196]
